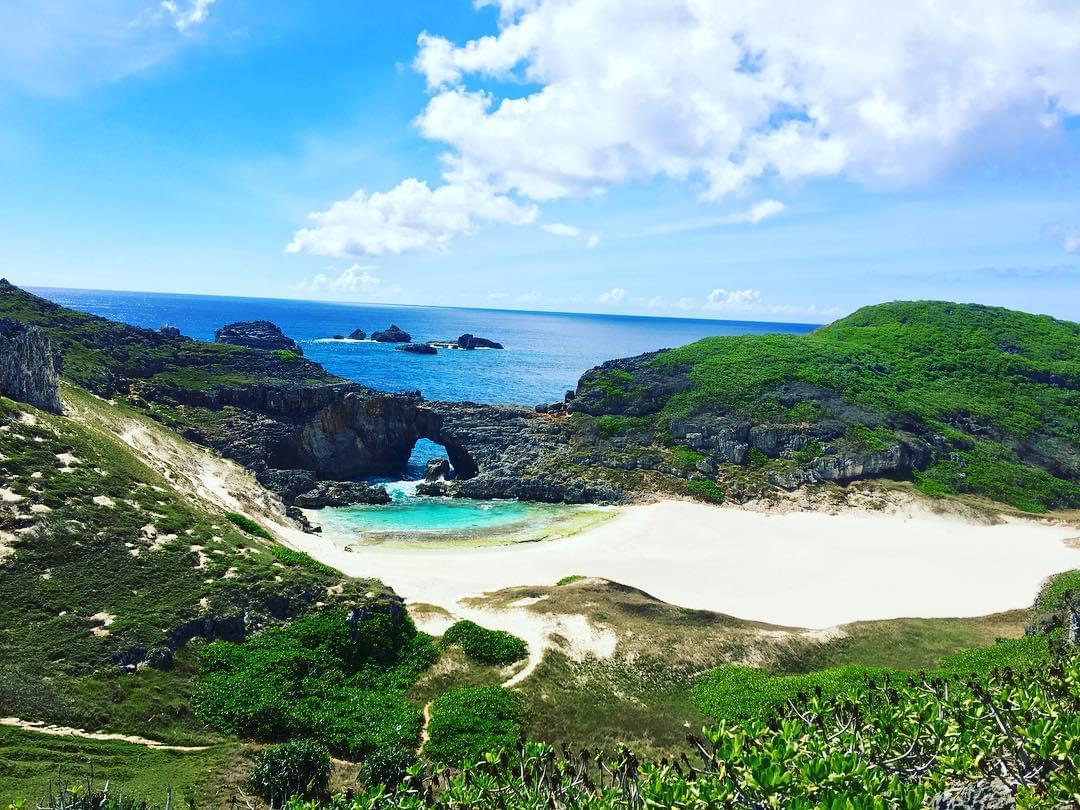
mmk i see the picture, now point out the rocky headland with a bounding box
[0,317,62,414]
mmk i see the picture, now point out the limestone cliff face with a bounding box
[0,319,62,413]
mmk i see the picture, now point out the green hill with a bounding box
[570,301,1080,512]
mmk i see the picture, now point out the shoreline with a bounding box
[289,497,1080,629]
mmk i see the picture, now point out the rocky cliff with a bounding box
[215,319,305,355]
[0,317,62,413]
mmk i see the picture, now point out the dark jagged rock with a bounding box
[215,320,304,356]
[416,481,450,496]
[293,480,392,508]
[931,779,1014,809]
[348,328,366,340]
[457,333,504,350]
[333,334,345,340]
[397,343,437,355]
[0,317,62,413]
[372,325,411,343]
[424,457,452,482]
[158,325,189,340]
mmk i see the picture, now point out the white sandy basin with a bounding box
[297,500,1080,628]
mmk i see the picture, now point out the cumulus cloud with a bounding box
[542,222,583,237]
[1042,223,1080,254]
[704,288,761,312]
[299,264,402,298]
[287,178,538,257]
[161,0,216,32]
[599,287,626,304]
[413,0,1080,204]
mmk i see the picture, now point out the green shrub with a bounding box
[671,445,706,470]
[424,685,523,766]
[358,744,416,789]
[224,511,273,539]
[272,350,301,361]
[746,447,769,467]
[686,478,725,503]
[250,739,330,806]
[442,620,527,666]
[556,575,585,586]
[270,544,338,576]
[1033,569,1080,614]
[193,608,436,757]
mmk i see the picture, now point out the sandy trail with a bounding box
[0,717,210,751]
[295,500,1080,629]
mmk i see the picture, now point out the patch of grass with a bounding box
[686,478,725,503]
[224,511,272,539]
[269,544,338,576]
[271,349,301,362]
[556,575,586,586]
[0,726,240,805]
[1033,569,1080,614]
[424,686,523,766]
[671,445,706,470]
[441,620,527,666]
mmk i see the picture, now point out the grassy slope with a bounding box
[579,301,1079,511]
[0,386,387,748]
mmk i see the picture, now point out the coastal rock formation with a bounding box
[424,457,452,481]
[397,343,437,355]
[372,325,411,343]
[0,318,62,413]
[348,328,366,340]
[215,320,304,356]
[158,325,189,340]
[457,333,504,350]
[293,480,392,508]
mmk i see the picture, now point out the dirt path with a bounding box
[1,717,211,752]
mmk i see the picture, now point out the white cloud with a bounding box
[299,264,402,299]
[0,2,215,94]
[542,222,583,237]
[413,0,1080,205]
[161,0,216,32]
[287,178,538,257]
[599,287,626,304]
[586,233,600,249]
[1043,223,1080,254]
[487,291,511,301]
[727,199,786,225]
[704,288,761,311]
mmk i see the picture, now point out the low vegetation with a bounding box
[423,685,524,766]
[249,740,331,807]
[440,620,527,666]
[192,608,436,758]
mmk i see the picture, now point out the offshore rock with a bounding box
[372,325,411,343]
[457,333,504,350]
[0,318,62,413]
[215,320,304,356]
[397,343,437,355]
[348,328,366,340]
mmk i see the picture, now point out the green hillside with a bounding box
[572,301,1080,511]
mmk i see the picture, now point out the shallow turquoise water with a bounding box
[322,495,545,535]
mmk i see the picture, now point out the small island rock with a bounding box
[423,457,453,482]
[457,333,504,350]
[396,343,437,355]
[372,325,412,343]
[347,328,366,340]
[214,320,304,356]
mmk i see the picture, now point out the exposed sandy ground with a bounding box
[0,717,209,751]
[302,499,1080,629]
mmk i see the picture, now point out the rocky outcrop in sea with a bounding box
[348,328,366,340]
[457,333,504,350]
[0,318,62,414]
[215,320,304,355]
[372,325,411,343]
[397,343,437,355]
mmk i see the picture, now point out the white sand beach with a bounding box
[292,499,1080,629]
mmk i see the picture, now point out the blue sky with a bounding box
[2,1,1079,322]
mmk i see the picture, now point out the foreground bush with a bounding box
[193,607,436,757]
[424,685,523,766]
[441,620,527,666]
[283,643,1080,808]
[250,740,330,807]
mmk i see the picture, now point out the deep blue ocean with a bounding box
[31,287,817,406]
